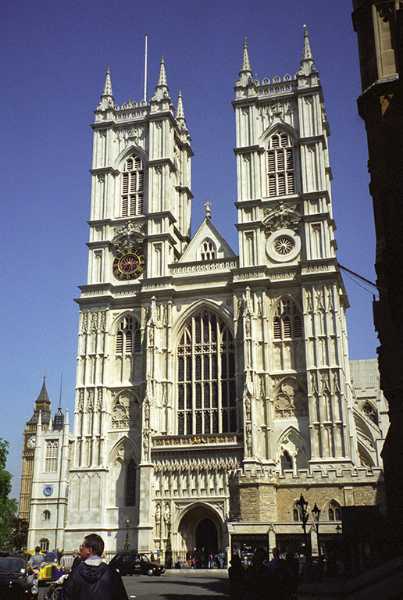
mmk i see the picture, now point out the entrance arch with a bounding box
[195,518,218,553]
[177,503,223,560]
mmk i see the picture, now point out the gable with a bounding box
[178,218,236,263]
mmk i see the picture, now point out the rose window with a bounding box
[273,235,295,255]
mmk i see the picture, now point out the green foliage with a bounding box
[0,439,17,550]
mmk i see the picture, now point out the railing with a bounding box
[153,433,242,448]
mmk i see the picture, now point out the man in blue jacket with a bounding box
[63,533,128,600]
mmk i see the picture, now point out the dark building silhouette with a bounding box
[352,0,403,552]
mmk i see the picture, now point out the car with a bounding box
[0,554,37,599]
[109,552,165,576]
[37,552,64,585]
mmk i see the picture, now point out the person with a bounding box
[228,554,244,599]
[28,546,44,570]
[62,533,128,600]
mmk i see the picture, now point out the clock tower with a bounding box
[18,378,51,523]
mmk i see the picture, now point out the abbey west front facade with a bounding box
[21,30,387,559]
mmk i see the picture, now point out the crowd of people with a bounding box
[228,547,299,600]
[179,549,226,569]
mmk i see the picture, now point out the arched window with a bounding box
[40,538,49,552]
[281,450,293,471]
[328,500,342,521]
[267,132,295,197]
[177,310,236,435]
[121,155,144,217]
[200,239,216,261]
[363,402,378,425]
[116,316,141,354]
[125,459,137,506]
[292,502,302,522]
[273,297,303,340]
[42,510,51,521]
[45,440,59,473]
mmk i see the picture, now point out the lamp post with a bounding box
[312,503,321,558]
[124,519,130,551]
[296,494,310,559]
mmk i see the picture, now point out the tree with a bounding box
[0,439,17,549]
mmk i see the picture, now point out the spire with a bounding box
[298,25,317,76]
[157,57,168,88]
[176,91,187,129]
[103,65,113,97]
[303,25,313,61]
[35,377,50,407]
[240,37,252,75]
[97,66,115,110]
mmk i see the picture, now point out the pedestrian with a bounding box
[62,533,128,600]
[28,546,44,570]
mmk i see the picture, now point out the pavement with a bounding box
[38,572,229,599]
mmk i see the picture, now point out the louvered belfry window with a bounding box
[177,311,237,436]
[273,297,303,340]
[116,316,141,354]
[121,155,144,217]
[267,133,295,197]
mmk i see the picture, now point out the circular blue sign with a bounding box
[43,485,53,497]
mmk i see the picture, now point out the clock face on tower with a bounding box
[113,246,144,281]
[27,436,36,449]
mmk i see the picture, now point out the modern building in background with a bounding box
[20,30,388,559]
[352,0,403,553]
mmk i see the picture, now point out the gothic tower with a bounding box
[233,32,358,470]
[18,379,51,523]
[65,60,193,552]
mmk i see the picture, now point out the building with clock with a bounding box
[22,29,388,559]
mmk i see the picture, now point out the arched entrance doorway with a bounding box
[195,518,218,553]
[177,504,223,563]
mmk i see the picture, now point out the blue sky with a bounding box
[1,0,377,496]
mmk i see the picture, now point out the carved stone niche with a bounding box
[111,221,145,255]
[274,377,307,418]
[111,391,139,430]
[262,201,301,235]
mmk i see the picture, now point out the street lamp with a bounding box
[296,494,310,559]
[312,503,321,558]
[124,519,130,551]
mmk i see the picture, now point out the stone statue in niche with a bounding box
[263,201,301,235]
[274,377,307,418]
[111,393,137,429]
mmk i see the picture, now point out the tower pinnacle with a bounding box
[303,25,313,61]
[157,57,168,88]
[240,37,252,75]
[103,65,113,96]
[176,91,187,129]
[298,25,317,76]
[97,66,115,109]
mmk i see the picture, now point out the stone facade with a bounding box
[24,31,388,559]
[352,0,403,553]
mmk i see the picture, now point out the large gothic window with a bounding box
[121,155,144,217]
[116,316,141,355]
[177,310,237,435]
[45,440,58,473]
[267,132,295,197]
[273,297,303,340]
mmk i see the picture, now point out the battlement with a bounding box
[236,465,383,485]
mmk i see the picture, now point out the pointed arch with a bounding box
[261,124,297,198]
[277,426,308,470]
[173,300,234,339]
[113,144,148,171]
[199,238,217,261]
[176,306,237,436]
[260,121,297,145]
[272,295,303,340]
[108,435,136,464]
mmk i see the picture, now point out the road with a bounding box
[39,573,229,599]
